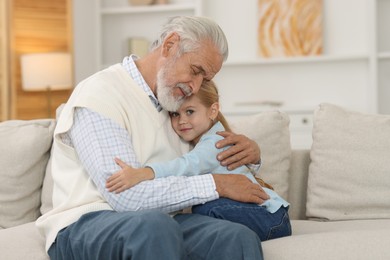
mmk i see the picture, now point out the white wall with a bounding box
[72,0,99,83]
[202,0,369,60]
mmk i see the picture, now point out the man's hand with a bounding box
[216,131,261,170]
[213,174,269,204]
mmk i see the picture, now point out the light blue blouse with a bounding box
[147,122,289,213]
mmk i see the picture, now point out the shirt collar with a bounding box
[122,55,162,111]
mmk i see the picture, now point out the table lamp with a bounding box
[20,52,72,117]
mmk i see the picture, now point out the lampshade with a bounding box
[20,52,72,91]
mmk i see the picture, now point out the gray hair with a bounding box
[150,16,229,62]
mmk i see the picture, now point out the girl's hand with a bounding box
[215,131,261,170]
[106,158,154,193]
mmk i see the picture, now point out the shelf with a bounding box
[224,54,369,66]
[101,3,195,15]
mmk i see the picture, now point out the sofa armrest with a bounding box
[288,150,311,220]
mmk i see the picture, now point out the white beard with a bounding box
[156,66,192,112]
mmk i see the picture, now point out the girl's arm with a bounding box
[147,135,224,178]
[106,133,260,194]
[106,135,222,194]
[106,157,155,193]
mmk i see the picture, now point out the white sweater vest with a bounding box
[36,64,189,251]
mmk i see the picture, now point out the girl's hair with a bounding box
[197,80,232,132]
[150,16,229,62]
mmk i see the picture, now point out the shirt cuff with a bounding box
[247,159,262,176]
[188,175,219,203]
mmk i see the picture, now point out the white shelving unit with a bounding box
[73,0,390,149]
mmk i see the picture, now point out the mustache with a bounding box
[177,83,192,97]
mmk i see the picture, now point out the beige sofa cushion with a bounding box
[288,150,311,220]
[306,103,390,220]
[0,222,49,260]
[292,219,390,235]
[263,227,390,260]
[0,119,55,228]
[229,111,291,200]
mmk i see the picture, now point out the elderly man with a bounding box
[37,16,267,259]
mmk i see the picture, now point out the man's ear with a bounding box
[162,32,180,57]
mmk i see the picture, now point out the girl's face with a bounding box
[170,95,219,145]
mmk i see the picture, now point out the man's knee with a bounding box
[121,210,181,240]
[219,221,263,259]
[115,211,185,259]
[214,219,258,240]
[192,218,263,259]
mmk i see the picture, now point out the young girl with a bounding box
[106,80,291,241]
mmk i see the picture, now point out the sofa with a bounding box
[1,103,390,260]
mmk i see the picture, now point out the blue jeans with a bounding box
[192,198,292,241]
[48,210,263,260]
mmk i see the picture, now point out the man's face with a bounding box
[156,40,223,111]
[156,57,191,112]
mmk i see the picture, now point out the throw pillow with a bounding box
[229,111,291,200]
[306,103,390,220]
[0,119,55,228]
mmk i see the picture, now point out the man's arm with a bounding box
[68,107,219,213]
[213,174,267,204]
[216,131,261,170]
